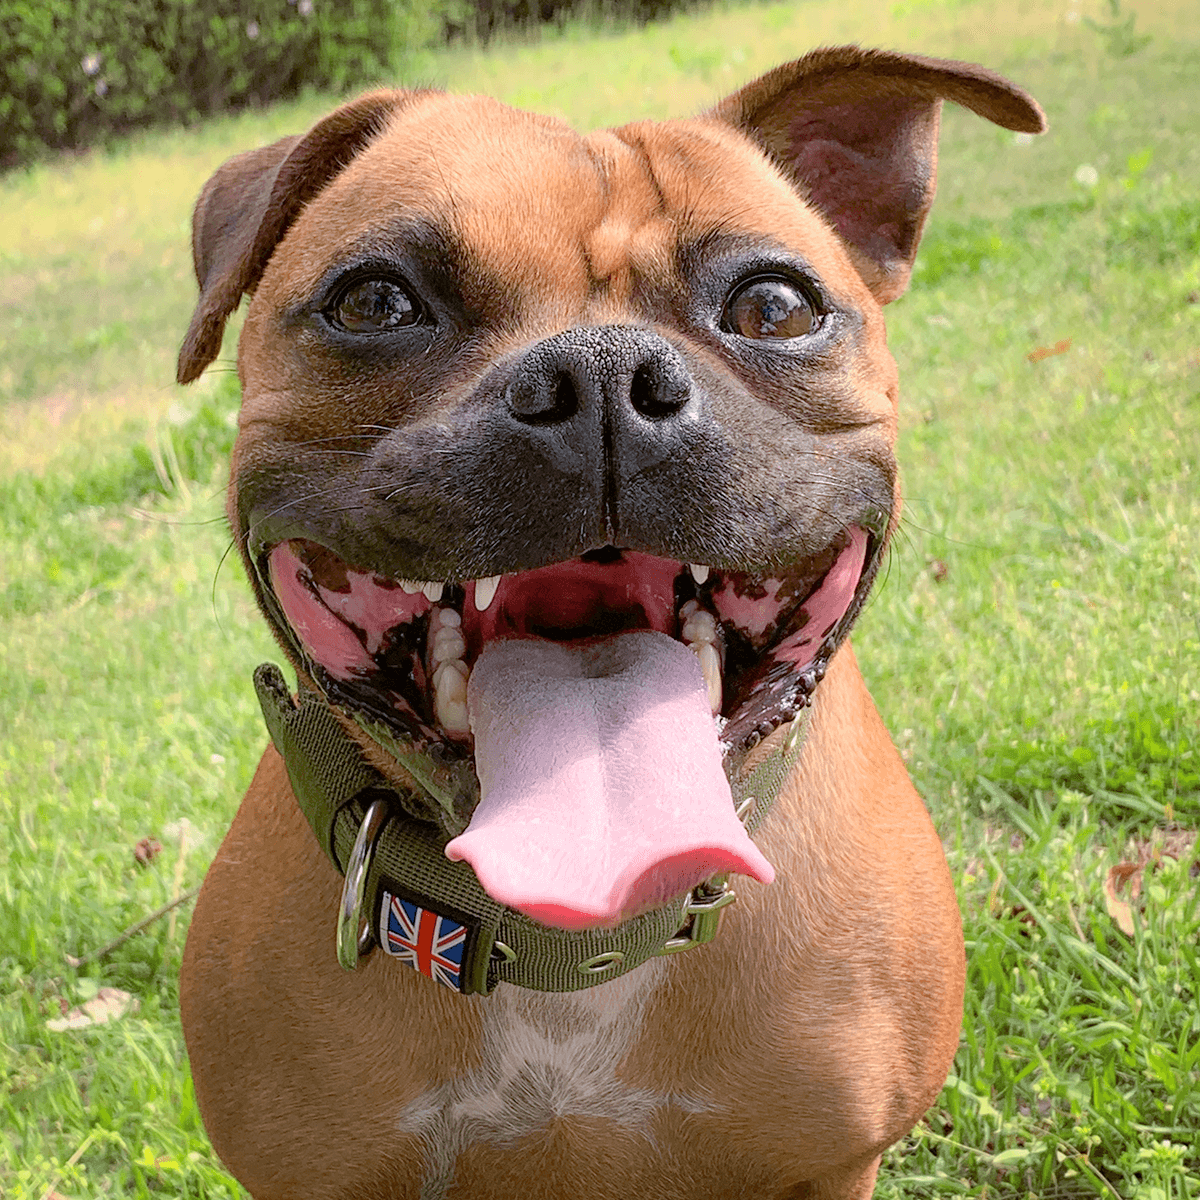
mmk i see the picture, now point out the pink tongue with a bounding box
[444,631,774,929]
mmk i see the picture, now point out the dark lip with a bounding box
[249,512,888,761]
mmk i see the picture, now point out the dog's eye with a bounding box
[330,278,419,333]
[722,278,816,340]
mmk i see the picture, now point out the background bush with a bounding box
[0,0,444,169]
[450,0,693,41]
[0,0,701,170]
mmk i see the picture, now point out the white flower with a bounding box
[81,53,101,76]
[1073,163,1099,187]
[298,0,313,15]
[247,19,260,38]
[1013,132,1034,147]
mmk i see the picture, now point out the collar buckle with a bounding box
[658,874,737,954]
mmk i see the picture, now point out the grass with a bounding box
[1,0,1197,1195]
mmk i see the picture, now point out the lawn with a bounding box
[1,0,1197,1196]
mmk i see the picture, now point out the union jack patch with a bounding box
[379,887,477,992]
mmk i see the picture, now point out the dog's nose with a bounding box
[508,326,690,425]
[505,326,695,473]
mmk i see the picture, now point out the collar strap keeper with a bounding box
[253,662,807,996]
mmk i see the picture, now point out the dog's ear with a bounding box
[710,46,1046,303]
[177,90,419,384]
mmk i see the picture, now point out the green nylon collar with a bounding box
[254,662,808,995]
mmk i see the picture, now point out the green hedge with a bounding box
[0,0,441,169]
[456,0,693,39]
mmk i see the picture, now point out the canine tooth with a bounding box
[682,609,717,645]
[421,581,444,602]
[432,625,467,663]
[689,563,710,585]
[679,599,700,621]
[473,574,502,612]
[692,640,723,714]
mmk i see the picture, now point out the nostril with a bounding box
[509,372,580,426]
[630,362,687,420]
[551,374,579,423]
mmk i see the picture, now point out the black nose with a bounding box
[477,324,715,549]
[507,326,691,427]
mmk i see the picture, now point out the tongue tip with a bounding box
[446,837,775,929]
[620,844,775,913]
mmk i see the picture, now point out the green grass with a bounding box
[1,0,1197,1196]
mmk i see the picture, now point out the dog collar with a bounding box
[254,661,809,995]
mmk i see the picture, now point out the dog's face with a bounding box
[180,49,1043,927]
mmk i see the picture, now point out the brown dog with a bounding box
[177,47,1043,1199]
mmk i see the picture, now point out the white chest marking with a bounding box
[397,961,707,1199]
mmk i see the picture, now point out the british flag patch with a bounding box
[379,889,472,991]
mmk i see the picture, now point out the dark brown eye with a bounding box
[722,278,816,340]
[331,278,418,333]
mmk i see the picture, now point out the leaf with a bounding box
[133,836,162,865]
[46,986,138,1031]
[992,1146,1037,1166]
[1028,338,1072,363]
[1104,861,1142,936]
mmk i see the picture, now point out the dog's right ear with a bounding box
[177,90,416,384]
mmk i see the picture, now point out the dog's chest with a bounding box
[396,960,708,1198]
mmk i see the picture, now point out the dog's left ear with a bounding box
[710,46,1046,303]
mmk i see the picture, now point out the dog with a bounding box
[176,46,1044,1199]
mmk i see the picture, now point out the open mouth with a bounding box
[267,531,876,748]
[260,528,882,927]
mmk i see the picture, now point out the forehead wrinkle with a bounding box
[577,130,676,301]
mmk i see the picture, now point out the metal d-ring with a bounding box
[336,798,390,971]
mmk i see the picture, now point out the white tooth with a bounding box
[433,658,471,734]
[432,625,466,663]
[421,581,444,602]
[679,599,700,621]
[473,574,502,612]
[428,604,462,635]
[689,563,710,585]
[438,698,471,735]
[433,658,469,699]
[692,640,723,714]
[682,609,717,645]
[398,580,422,595]
[429,623,470,735]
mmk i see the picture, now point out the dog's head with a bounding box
[179,48,1042,929]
